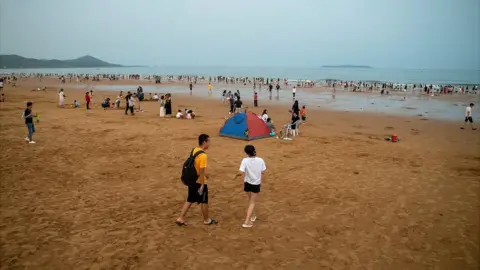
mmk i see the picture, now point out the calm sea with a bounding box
[2,66,479,85]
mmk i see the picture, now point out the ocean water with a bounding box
[68,84,477,121]
[3,66,480,85]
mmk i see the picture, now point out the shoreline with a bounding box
[41,80,479,122]
[2,68,480,86]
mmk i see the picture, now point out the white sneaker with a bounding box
[25,137,30,142]
[242,223,253,228]
[29,141,36,144]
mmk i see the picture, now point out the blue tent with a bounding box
[219,112,271,140]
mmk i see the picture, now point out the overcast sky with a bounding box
[1,0,479,69]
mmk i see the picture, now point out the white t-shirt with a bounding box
[59,92,65,100]
[466,106,472,117]
[292,87,296,93]
[239,157,266,185]
[261,114,268,122]
[176,112,183,118]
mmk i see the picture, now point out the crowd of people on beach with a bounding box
[0,73,475,229]
[3,72,478,96]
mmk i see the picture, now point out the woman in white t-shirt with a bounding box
[261,109,268,122]
[58,89,66,107]
[237,145,266,228]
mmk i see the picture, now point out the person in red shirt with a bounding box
[85,92,91,110]
[253,92,258,107]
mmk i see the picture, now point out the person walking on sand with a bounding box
[189,82,193,95]
[208,83,212,96]
[235,145,266,228]
[58,89,66,108]
[461,103,476,130]
[176,134,218,226]
[124,92,135,115]
[23,101,37,144]
[85,92,91,110]
[159,95,166,117]
[292,86,296,99]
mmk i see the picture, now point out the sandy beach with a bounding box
[0,79,479,269]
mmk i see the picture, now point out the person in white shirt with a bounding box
[261,109,269,122]
[176,110,184,119]
[152,93,159,100]
[236,145,266,228]
[292,86,296,99]
[58,89,66,108]
[461,103,476,130]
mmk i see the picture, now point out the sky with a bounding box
[0,0,479,69]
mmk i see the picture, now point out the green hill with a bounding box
[0,55,123,69]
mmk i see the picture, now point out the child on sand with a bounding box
[300,105,307,121]
[236,145,266,228]
[176,109,184,119]
[254,92,258,107]
[461,103,476,130]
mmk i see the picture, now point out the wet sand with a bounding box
[0,79,479,269]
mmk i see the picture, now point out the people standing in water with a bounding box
[189,82,193,95]
[292,86,296,99]
[253,92,258,107]
[208,83,212,96]
[58,89,66,108]
[159,95,166,117]
[276,83,280,99]
[268,83,273,100]
[236,145,266,228]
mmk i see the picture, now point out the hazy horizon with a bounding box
[1,0,479,70]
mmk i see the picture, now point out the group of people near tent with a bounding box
[219,99,307,140]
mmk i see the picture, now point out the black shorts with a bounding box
[187,183,208,204]
[301,116,306,121]
[465,117,473,123]
[244,182,260,193]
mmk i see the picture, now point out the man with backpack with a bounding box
[176,134,218,226]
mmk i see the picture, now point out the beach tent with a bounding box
[219,112,271,140]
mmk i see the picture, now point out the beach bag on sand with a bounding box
[181,149,204,186]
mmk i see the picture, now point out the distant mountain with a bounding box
[322,65,372,69]
[0,55,124,69]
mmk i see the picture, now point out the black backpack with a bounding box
[181,149,205,186]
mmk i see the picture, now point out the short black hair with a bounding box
[244,145,256,156]
[470,103,474,106]
[198,134,210,146]
[26,101,33,107]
